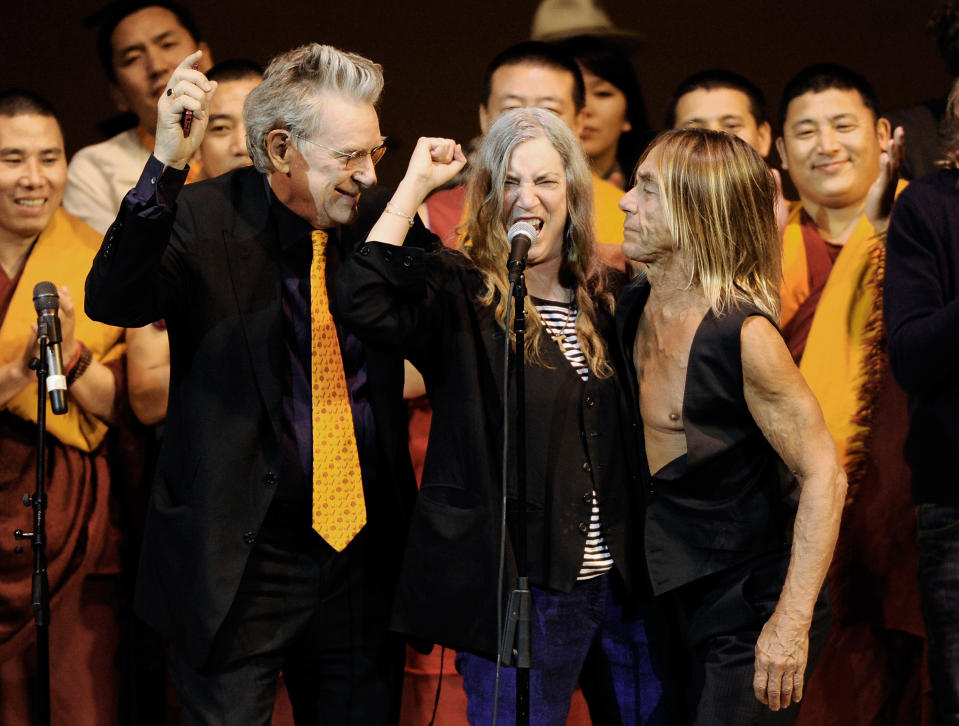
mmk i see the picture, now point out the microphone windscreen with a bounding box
[507,221,537,245]
[33,281,59,313]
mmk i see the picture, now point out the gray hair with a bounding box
[467,108,594,272]
[243,44,384,173]
[465,108,613,377]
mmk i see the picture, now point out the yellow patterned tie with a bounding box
[310,230,366,551]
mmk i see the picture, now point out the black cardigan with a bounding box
[334,241,643,657]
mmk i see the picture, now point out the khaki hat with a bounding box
[530,0,643,43]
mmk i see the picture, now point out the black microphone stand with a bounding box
[13,337,54,726]
[500,268,531,726]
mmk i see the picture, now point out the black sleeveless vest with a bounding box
[617,279,795,595]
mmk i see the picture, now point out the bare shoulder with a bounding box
[740,315,804,397]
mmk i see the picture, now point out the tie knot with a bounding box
[311,229,329,254]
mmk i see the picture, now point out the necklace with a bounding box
[540,295,577,344]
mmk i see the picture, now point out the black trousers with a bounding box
[667,550,832,726]
[169,501,404,726]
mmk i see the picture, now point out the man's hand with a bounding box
[58,285,79,364]
[403,137,467,200]
[865,125,905,233]
[155,51,217,170]
[753,609,811,711]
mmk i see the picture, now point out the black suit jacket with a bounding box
[86,164,424,666]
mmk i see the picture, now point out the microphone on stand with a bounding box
[507,221,537,284]
[32,282,67,415]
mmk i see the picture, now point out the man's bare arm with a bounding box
[741,315,847,712]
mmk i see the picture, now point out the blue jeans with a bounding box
[916,503,959,725]
[456,572,674,726]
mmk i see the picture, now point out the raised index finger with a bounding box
[177,50,204,72]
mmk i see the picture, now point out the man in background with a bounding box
[64,1,211,234]
[421,41,627,270]
[193,59,262,180]
[0,89,125,725]
[666,69,772,157]
[885,75,959,725]
[775,63,934,725]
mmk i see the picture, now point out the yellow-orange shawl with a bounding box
[0,208,124,451]
[780,182,907,501]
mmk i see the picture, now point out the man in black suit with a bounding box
[85,44,430,725]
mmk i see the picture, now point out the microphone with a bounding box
[32,282,68,415]
[507,221,537,284]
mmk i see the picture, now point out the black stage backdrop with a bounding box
[2,0,947,188]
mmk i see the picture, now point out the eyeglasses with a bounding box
[295,135,388,169]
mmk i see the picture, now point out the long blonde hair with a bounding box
[645,129,781,320]
[464,108,613,376]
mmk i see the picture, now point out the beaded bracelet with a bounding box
[384,202,415,227]
[66,342,93,386]
[64,342,83,373]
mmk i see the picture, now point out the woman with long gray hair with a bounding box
[335,108,672,724]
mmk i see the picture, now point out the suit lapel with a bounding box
[220,169,284,440]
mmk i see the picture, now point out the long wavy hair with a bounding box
[644,129,781,320]
[464,108,613,376]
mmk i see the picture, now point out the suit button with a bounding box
[243,531,257,545]
[578,522,589,535]
[582,492,592,505]
[264,471,278,487]
[584,395,595,407]
[582,461,591,473]
[383,249,393,262]
[359,244,371,256]
[402,254,413,267]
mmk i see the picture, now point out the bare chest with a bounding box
[632,310,705,433]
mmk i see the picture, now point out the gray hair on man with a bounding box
[244,43,384,173]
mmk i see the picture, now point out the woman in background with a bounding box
[556,34,652,189]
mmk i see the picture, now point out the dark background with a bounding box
[3,0,949,187]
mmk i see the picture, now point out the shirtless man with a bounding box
[616,128,847,724]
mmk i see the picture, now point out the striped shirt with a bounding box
[534,300,614,581]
